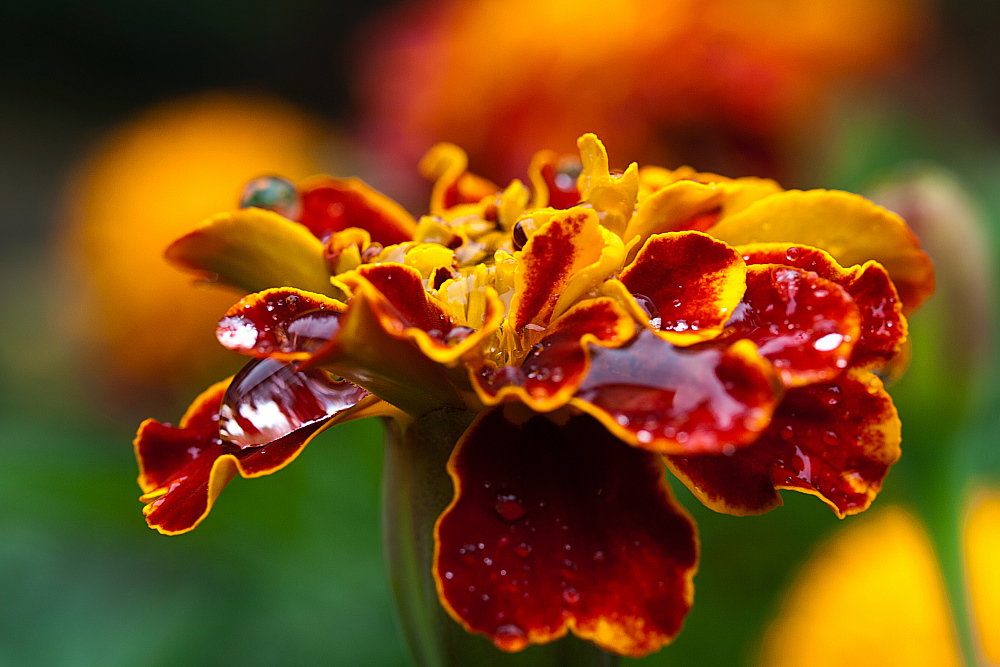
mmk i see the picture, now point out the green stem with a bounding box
[380,408,621,667]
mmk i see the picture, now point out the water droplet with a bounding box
[515,543,532,557]
[780,425,795,441]
[446,326,475,346]
[219,358,367,449]
[493,624,526,648]
[722,444,736,456]
[239,176,301,220]
[495,493,527,521]
[444,571,454,579]
[822,430,839,445]
[512,218,537,251]
[562,588,581,605]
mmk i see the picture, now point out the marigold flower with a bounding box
[133,134,933,659]
[59,94,326,396]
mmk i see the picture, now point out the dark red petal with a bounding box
[739,244,907,370]
[216,288,345,359]
[298,176,417,245]
[716,265,861,387]
[135,363,374,534]
[135,379,228,492]
[473,298,635,411]
[218,357,369,451]
[435,408,698,657]
[620,232,746,343]
[140,444,234,535]
[572,329,780,455]
[354,263,451,335]
[667,370,900,518]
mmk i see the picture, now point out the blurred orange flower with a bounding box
[59,94,328,400]
[359,0,925,187]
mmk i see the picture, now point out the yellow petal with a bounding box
[166,207,336,296]
[708,190,935,314]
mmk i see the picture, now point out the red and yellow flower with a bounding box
[134,134,933,658]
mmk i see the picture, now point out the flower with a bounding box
[58,94,328,397]
[133,134,933,657]
[358,0,926,188]
[760,496,1000,666]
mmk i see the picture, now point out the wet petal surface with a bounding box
[716,265,861,387]
[667,369,900,518]
[572,329,779,455]
[620,231,746,345]
[134,365,375,534]
[435,408,698,657]
[739,243,907,370]
[473,298,636,411]
[216,288,345,360]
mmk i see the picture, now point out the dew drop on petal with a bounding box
[562,588,581,605]
[495,493,526,521]
[239,175,301,220]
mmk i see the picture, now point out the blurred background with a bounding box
[1,0,998,664]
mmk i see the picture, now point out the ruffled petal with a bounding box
[575,134,638,236]
[572,329,780,455]
[715,265,861,388]
[619,231,747,345]
[434,408,698,657]
[527,149,582,210]
[666,369,901,518]
[738,243,907,371]
[165,208,336,296]
[298,176,417,245]
[707,190,935,314]
[508,208,625,331]
[134,366,382,534]
[473,297,637,411]
[306,263,504,414]
[626,180,724,253]
[419,142,500,213]
[216,287,346,361]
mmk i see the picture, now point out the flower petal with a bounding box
[419,142,500,213]
[134,366,382,534]
[298,176,417,245]
[216,287,346,361]
[508,208,625,331]
[620,231,747,345]
[165,208,336,296]
[473,297,636,411]
[716,265,861,388]
[306,263,504,414]
[666,369,900,518]
[576,133,638,236]
[527,149,581,210]
[572,329,780,455]
[626,180,724,252]
[738,243,907,371]
[434,408,698,657]
[707,190,935,314]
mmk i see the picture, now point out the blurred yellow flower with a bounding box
[59,94,327,399]
[760,496,1000,666]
